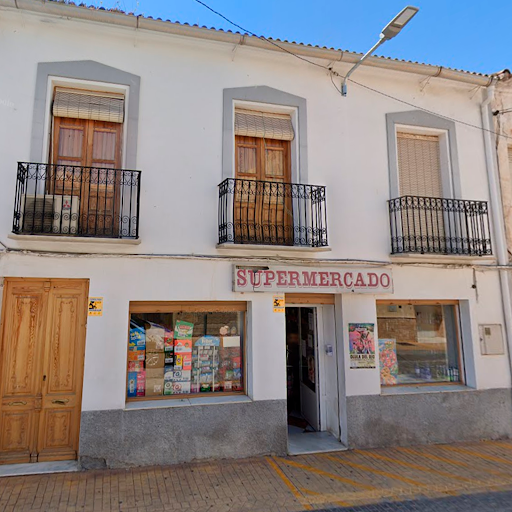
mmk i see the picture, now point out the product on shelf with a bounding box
[174,320,194,340]
[128,361,144,372]
[146,378,164,396]
[146,367,164,380]
[136,371,146,397]
[128,349,145,362]
[129,321,146,351]
[127,372,137,397]
[145,351,165,368]
[145,322,165,352]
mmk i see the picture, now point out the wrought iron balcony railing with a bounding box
[218,178,328,247]
[13,162,141,239]
[389,195,492,256]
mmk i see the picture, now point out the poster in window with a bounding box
[378,338,398,385]
[349,323,375,369]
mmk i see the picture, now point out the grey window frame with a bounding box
[31,60,140,169]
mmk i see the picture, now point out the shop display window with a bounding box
[127,302,245,400]
[376,302,463,386]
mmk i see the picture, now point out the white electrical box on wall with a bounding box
[479,324,505,355]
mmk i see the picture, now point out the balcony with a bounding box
[218,178,328,248]
[13,162,141,239]
[389,195,492,256]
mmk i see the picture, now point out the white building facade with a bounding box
[0,0,511,469]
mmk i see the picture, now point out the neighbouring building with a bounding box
[0,0,511,470]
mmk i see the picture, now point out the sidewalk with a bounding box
[2,439,512,511]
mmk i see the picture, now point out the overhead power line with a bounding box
[192,0,512,141]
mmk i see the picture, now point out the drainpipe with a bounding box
[481,84,512,376]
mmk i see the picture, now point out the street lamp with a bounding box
[341,6,419,96]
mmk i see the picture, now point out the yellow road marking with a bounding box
[322,454,427,488]
[356,450,476,483]
[274,457,376,491]
[442,445,512,466]
[300,487,353,508]
[488,441,512,452]
[397,447,509,480]
[266,457,312,510]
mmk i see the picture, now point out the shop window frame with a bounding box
[126,301,247,402]
[376,299,465,388]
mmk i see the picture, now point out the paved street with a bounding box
[2,439,512,511]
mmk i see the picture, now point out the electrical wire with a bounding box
[192,0,336,74]
[192,0,512,142]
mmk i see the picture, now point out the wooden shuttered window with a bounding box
[53,87,125,124]
[396,132,445,251]
[233,108,294,245]
[397,132,442,197]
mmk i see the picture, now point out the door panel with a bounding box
[299,307,319,430]
[38,280,88,462]
[0,280,48,463]
[0,278,88,464]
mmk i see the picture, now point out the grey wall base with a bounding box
[346,388,512,448]
[79,399,287,469]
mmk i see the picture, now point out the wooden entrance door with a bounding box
[0,278,89,464]
[51,117,122,236]
[235,135,293,244]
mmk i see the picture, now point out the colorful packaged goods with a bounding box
[129,321,146,351]
[127,372,138,397]
[171,381,191,394]
[164,369,191,382]
[136,371,146,397]
[163,381,173,395]
[128,349,145,362]
[128,361,144,372]
[174,320,194,340]
[164,329,174,351]
[174,339,193,353]
[175,338,192,371]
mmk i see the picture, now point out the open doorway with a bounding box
[285,304,346,455]
[286,307,319,432]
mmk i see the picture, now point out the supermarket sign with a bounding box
[234,266,393,294]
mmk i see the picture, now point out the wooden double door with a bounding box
[51,117,122,236]
[235,135,293,244]
[0,278,89,464]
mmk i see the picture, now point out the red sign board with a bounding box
[234,266,393,293]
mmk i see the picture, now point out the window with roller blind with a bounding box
[50,88,125,236]
[397,132,443,197]
[396,132,447,251]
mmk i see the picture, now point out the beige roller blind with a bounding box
[235,108,294,141]
[397,132,442,197]
[53,87,125,123]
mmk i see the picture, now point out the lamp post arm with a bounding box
[341,37,387,96]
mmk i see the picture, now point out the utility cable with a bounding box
[192,0,512,142]
[192,0,336,73]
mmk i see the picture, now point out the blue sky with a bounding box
[93,0,509,75]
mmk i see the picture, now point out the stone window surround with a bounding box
[31,60,141,170]
[386,110,461,199]
[222,86,308,183]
